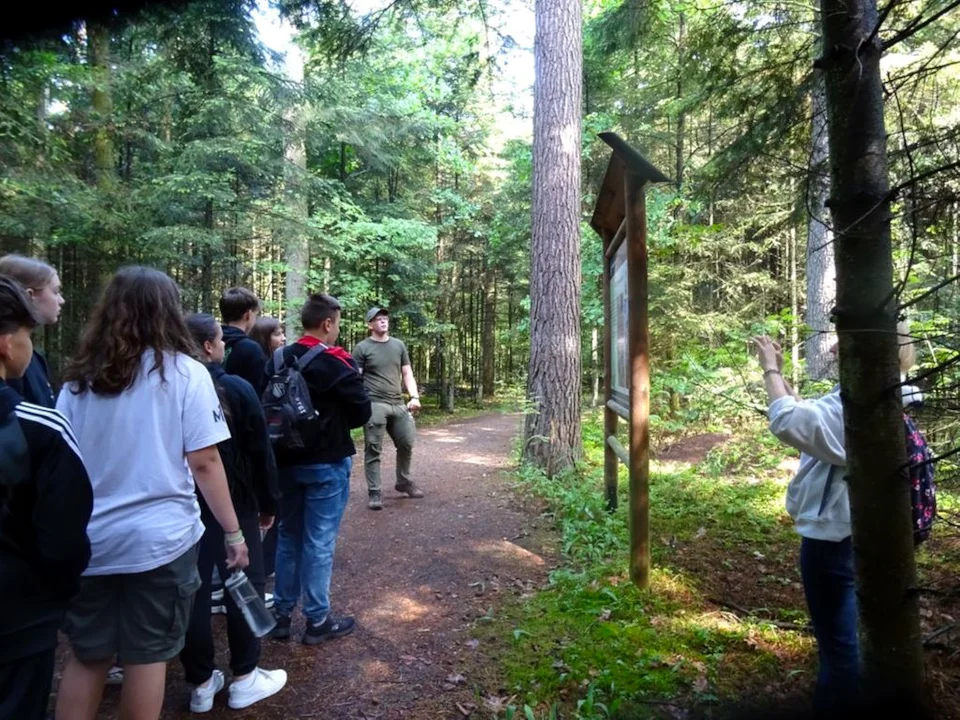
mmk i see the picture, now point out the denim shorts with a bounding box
[63,544,201,665]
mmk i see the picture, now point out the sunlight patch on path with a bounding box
[469,539,546,567]
[365,592,432,625]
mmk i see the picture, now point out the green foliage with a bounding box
[0,0,530,402]
[477,412,813,716]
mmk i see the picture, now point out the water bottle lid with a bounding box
[224,570,247,589]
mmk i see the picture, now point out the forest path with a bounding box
[79,411,556,719]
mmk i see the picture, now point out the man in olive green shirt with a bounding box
[352,307,423,510]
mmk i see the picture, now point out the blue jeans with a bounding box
[274,458,352,624]
[800,536,860,714]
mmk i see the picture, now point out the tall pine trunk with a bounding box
[805,69,836,379]
[819,0,923,705]
[88,21,114,192]
[524,0,583,474]
[481,261,496,398]
[283,45,308,338]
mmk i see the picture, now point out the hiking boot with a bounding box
[269,614,291,640]
[302,614,356,645]
[395,481,424,498]
[368,492,383,510]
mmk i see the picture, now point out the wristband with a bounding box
[763,369,781,377]
[410,396,420,401]
[224,530,245,546]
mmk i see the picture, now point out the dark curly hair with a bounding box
[64,266,195,395]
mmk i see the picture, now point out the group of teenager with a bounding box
[0,255,425,719]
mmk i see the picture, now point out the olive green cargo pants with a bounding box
[363,402,416,494]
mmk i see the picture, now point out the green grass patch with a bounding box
[474,412,816,718]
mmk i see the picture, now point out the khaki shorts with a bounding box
[63,545,201,665]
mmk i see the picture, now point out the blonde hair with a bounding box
[0,254,56,290]
[897,320,916,373]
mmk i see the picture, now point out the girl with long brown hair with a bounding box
[180,313,286,711]
[54,267,249,720]
[249,316,286,358]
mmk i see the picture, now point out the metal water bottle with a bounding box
[224,571,276,638]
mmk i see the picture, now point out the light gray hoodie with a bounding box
[768,383,923,542]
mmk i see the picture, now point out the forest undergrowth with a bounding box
[465,408,960,719]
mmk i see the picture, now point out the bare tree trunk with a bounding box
[481,262,496,398]
[674,13,685,193]
[805,70,836,379]
[789,223,800,387]
[591,326,599,407]
[283,44,308,338]
[524,0,583,474]
[819,0,923,705]
[88,21,114,191]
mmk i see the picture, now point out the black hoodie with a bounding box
[265,338,372,467]
[206,364,281,516]
[0,380,92,662]
[222,325,268,393]
[7,350,55,408]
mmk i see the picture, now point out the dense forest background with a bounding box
[4,0,960,713]
[2,0,960,445]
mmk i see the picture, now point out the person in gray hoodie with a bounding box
[752,328,920,716]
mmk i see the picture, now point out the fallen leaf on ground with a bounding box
[483,695,512,713]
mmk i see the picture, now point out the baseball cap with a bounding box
[365,306,389,323]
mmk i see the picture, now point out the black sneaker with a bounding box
[302,615,356,645]
[269,614,291,640]
[368,492,383,510]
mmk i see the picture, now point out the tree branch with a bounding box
[882,0,960,50]
[898,273,960,311]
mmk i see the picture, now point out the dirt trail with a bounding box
[77,412,555,719]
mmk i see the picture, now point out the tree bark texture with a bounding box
[819,0,924,704]
[481,264,497,398]
[88,21,115,191]
[283,46,309,338]
[524,0,583,474]
[805,70,836,379]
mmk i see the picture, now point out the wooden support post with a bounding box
[602,229,618,512]
[625,171,651,589]
[606,435,630,466]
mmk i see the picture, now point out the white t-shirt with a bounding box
[57,351,230,575]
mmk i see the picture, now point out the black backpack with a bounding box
[261,344,326,450]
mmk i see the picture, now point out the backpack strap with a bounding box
[272,346,287,372]
[297,344,328,371]
[817,465,838,517]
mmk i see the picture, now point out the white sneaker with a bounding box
[190,669,225,713]
[227,667,287,709]
[105,665,124,686]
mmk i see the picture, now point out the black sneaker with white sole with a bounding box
[302,614,355,645]
[269,614,291,640]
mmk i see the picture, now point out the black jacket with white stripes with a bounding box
[0,380,93,662]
